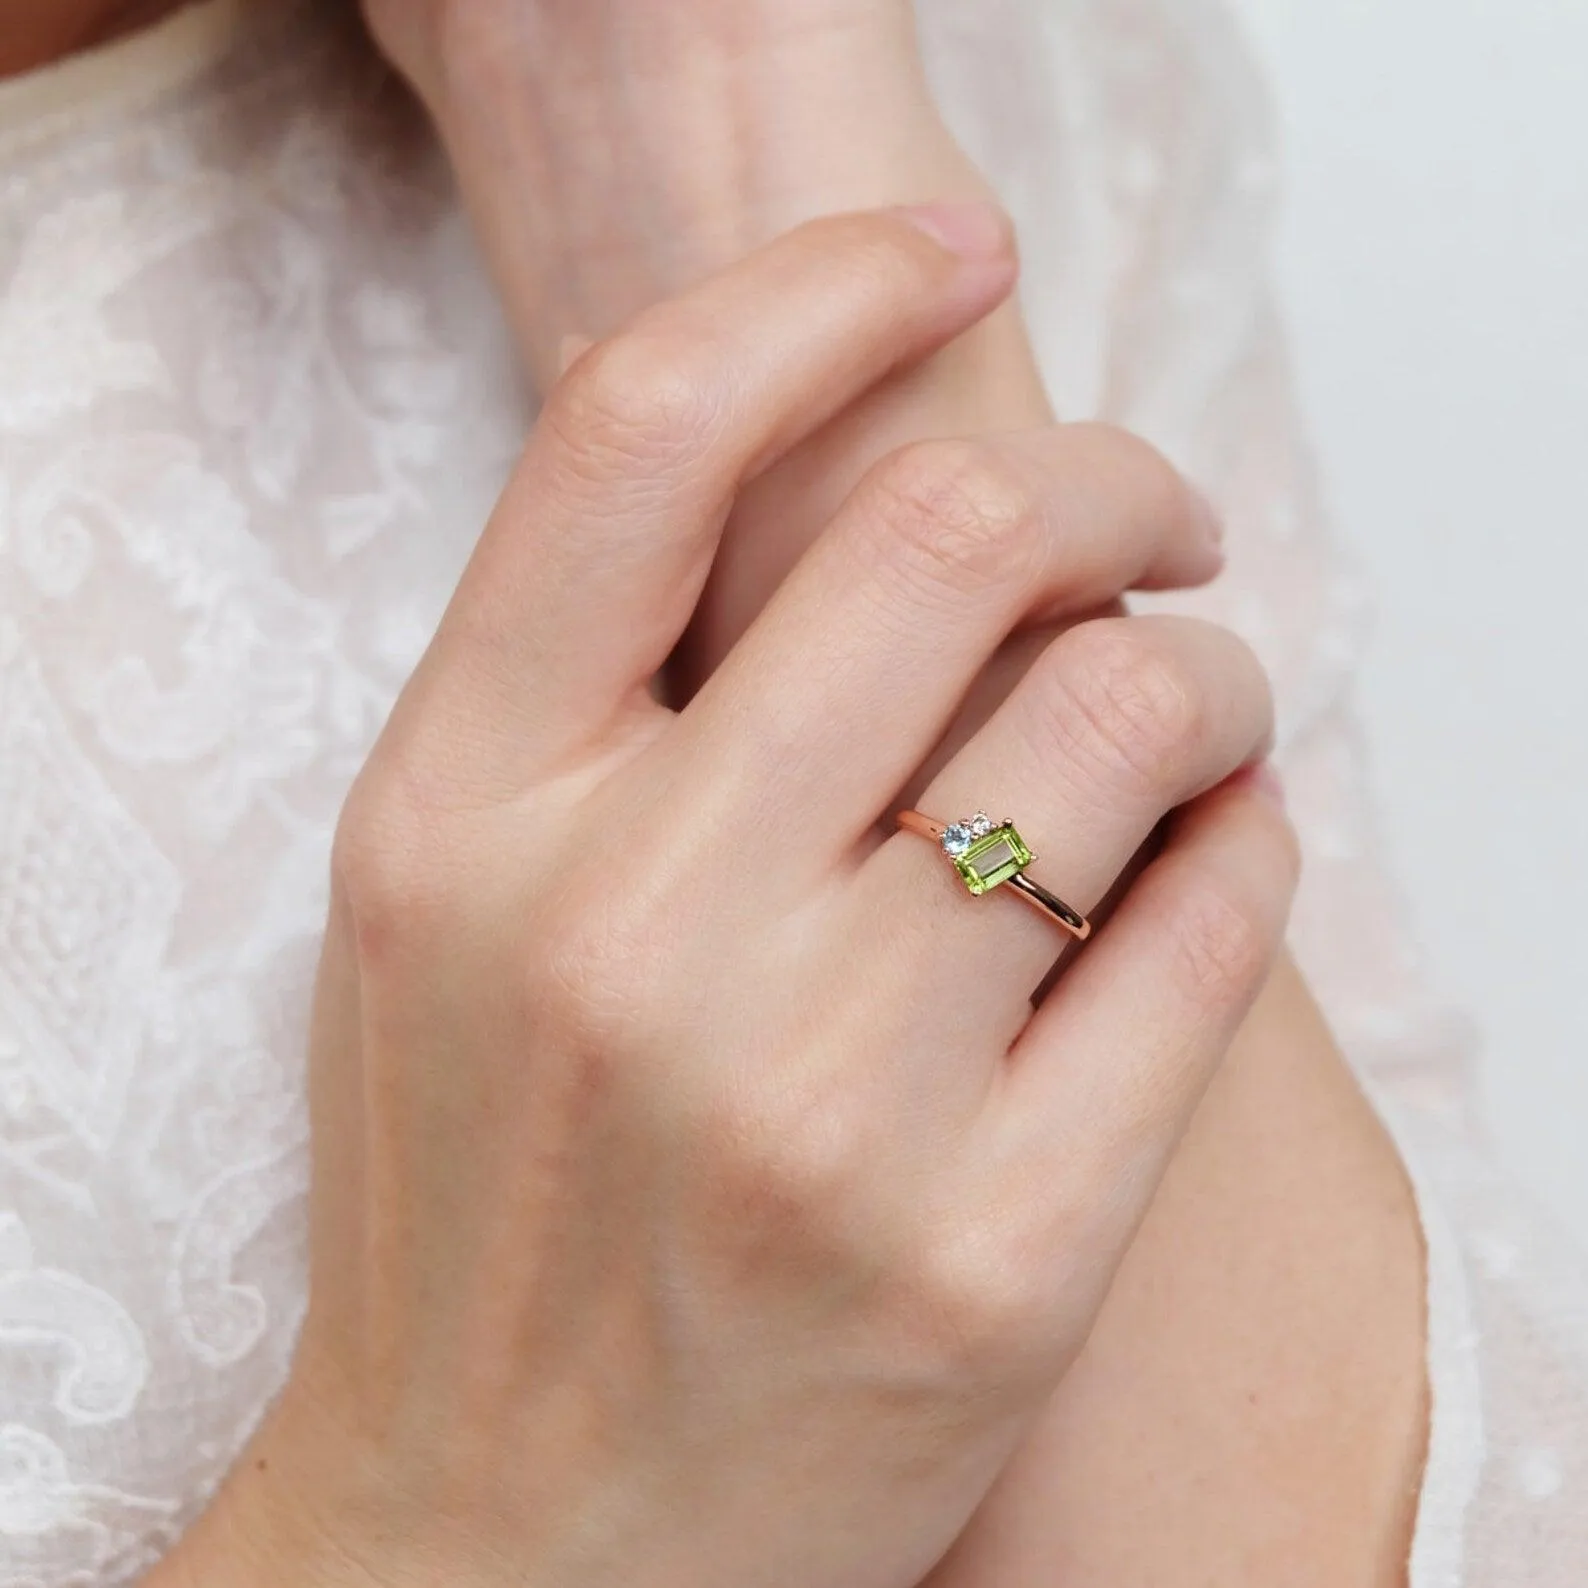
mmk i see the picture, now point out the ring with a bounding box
[896,810,1092,941]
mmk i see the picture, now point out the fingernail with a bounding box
[895,199,1013,261]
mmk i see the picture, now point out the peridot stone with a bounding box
[950,822,1033,896]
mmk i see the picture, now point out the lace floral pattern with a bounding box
[0,0,1584,1581]
[0,11,525,1580]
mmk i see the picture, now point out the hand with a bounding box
[357,11,1429,1577]
[360,0,1076,708]
[160,209,1291,1588]
[362,0,1002,390]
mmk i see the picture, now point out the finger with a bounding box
[981,768,1298,1289]
[396,203,1017,781]
[683,427,1224,855]
[853,615,1275,1055]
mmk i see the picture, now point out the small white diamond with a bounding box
[942,823,973,856]
[969,812,994,838]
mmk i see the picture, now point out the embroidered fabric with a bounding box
[0,1,1582,1581]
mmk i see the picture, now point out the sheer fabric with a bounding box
[0,2,1582,1582]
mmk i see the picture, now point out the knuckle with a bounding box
[1067,420,1190,511]
[895,1220,1049,1379]
[1040,623,1207,796]
[861,438,1044,602]
[546,329,725,476]
[330,762,454,946]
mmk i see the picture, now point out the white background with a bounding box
[1230,0,1588,1242]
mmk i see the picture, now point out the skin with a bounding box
[11,4,1427,1583]
[151,210,1296,1588]
[369,5,1429,1582]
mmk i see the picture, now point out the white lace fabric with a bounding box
[0,1,1583,1582]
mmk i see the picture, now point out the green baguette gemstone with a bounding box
[948,822,1033,896]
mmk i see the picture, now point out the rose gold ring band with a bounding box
[896,809,1091,942]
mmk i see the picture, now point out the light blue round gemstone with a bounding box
[942,823,973,856]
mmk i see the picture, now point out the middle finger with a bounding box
[677,424,1222,861]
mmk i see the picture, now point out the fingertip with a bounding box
[1137,532,1226,593]
[1186,483,1225,550]
[883,200,1020,324]
[1177,760,1302,893]
[1144,481,1227,590]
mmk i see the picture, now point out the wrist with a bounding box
[371,1,993,384]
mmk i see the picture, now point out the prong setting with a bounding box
[938,814,1034,895]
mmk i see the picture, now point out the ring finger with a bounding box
[851,613,1275,1056]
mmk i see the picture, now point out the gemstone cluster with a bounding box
[939,812,1034,896]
